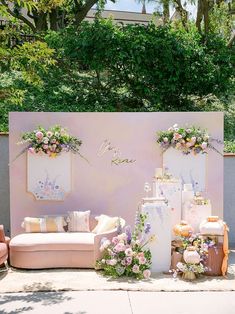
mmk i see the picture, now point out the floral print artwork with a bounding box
[33,173,65,200]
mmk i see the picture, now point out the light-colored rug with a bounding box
[1,250,234,293]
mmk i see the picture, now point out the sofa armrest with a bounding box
[0,225,6,243]
[93,229,118,265]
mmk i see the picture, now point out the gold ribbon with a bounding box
[221,223,229,277]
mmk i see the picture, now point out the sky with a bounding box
[104,0,196,19]
[105,0,158,13]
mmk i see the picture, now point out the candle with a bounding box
[155,168,163,178]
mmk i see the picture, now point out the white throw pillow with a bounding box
[67,210,91,232]
[92,214,119,234]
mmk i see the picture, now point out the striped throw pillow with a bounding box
[21,216,66,232]
[67,210,90,232]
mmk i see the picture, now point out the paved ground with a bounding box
[1,291,235,314]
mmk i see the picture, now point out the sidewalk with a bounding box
[1,291,235,314]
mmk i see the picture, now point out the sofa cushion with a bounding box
[67,210,90,232]
[22,216,66,233]
[92,214,119,234]
[10,232,95,252]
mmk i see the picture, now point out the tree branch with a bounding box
[227,30,235,48]
[1,0,36,32]
[74,0,98,26]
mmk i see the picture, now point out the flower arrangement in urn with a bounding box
[18,125,82,158]
[173,233,217,280]
[96,211,154,279]
[157,124,222,155]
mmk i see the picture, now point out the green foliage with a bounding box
[224,141,235,153]
[0,19,234,151]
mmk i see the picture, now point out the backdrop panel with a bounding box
[9,112,223,236]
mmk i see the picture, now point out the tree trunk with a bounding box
[74,0,98,27]
[49,8,59,31]
[203,0,209,34]
[32,10,48,32]
[196,0,203,32]
[142,3,147,14]
[174,0,188,28]
[163,0,170,24]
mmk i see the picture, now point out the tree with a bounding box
[0,0,116,32]
[135,0,156,14]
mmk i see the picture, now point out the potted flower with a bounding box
[96,211,154,280]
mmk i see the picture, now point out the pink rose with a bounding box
[125,248,133,257]
[125,257,132,265]
[143,269,151,279]
[173,133,182,140]
[43,145,48,150]
[108,259,117,266]
[137,252,144,258]
[132,265,140,273]
[36,131,43,139]
[138,256,146,265]
[112,237,119,245]
[114,243,126,252]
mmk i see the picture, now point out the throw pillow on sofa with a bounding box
[92,214,119,234]
[21,216,66,232]
[67,210,91,232]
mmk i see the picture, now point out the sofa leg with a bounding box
[0,261,9,273]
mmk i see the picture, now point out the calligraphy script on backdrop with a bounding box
[97,139,136,165]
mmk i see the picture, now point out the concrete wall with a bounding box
[0,134,10,236]
[224,155,235,246]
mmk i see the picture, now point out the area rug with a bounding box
[0,251,234,293]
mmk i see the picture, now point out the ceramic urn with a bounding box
[173,220,193,237]
[183,246,201,264]
[199,216,224,236]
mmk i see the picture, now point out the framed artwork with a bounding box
[163,147,207,192]
[27,152,72,201]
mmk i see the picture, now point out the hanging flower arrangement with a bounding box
[17,125,82,158]
[157,124,222,155]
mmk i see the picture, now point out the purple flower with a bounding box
[125,225,132,244]
[144,223,151,234]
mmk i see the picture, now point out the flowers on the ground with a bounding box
[18,125,82,157]
[157,124,222,155]
[96,211,153,279]
[176,262,205,274]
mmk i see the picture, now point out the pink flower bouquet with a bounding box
[17,125,82,157]
[96,212,154,280]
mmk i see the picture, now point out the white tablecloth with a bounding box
[141,200,171,273]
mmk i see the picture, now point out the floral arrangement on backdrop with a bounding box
[96,211,154,280]
[157,124,222,155]
[17,125,82,158]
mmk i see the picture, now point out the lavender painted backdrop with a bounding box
[9,112,223,236]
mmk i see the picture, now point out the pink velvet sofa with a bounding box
[0,225,9,268]
[9,216,125,269]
